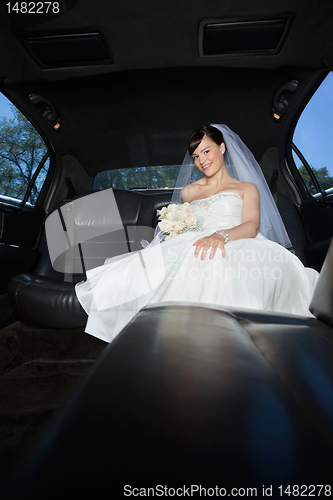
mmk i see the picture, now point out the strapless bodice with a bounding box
[191,191,243,232]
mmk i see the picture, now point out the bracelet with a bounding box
[216,229,229,244]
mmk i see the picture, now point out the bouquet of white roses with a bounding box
[157,202,201,240]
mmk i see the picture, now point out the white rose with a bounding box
[168,204,178,212]
[185,215,198,228]
[176,209,188,221]
[159,220,172,232]
[172,221,185,232]
[182,203,191,212]
[166,211,175,220]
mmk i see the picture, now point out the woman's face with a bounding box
[192,135,225,177]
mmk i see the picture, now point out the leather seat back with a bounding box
[34,188,172,280]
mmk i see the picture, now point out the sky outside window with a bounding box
[293,72,333,177]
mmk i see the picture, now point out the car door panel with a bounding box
[0,199,44,293]
[0,201,44,247]
[299,195,333,267]
[300,196,333,242]
[0,244,39,294]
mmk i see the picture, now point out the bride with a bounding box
[75,124,319,343]
[182,125,260,260]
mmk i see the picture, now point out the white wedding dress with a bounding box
[75,192,319,343]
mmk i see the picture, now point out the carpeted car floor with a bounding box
[0,300,107,479]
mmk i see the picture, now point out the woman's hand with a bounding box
[193,233,226,260]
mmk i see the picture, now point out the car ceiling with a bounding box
[1,0,333,175]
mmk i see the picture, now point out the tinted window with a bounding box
[292,73,333,196]
[94,165,203,191]
[0,93,50,205]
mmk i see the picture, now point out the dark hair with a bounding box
[188,125,225,156]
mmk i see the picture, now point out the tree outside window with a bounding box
[292,72,333,196]
[0,100,49,205]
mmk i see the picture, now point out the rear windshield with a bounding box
[93,165,203,191]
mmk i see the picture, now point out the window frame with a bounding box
[291,142,322,195]
[0,90,55,208]
[286,70,333,201]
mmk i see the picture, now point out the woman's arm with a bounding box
[193,183,260,260]
[181,184,194,203]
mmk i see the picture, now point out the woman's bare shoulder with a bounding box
[181,180,205,202]
[242,182,259,195]
[239,182,260,202]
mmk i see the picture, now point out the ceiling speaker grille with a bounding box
[199,17,292,57]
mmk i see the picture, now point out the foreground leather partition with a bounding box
[310,238,333,327]
[4,304,333,498]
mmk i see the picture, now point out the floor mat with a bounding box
[0,321,107,476]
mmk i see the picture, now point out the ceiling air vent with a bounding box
[199,17,292,57]
[24,30,114,68]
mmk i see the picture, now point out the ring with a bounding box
[212,242,218,246]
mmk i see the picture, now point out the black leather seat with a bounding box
[7,189,172,329]
[7,274,88,329]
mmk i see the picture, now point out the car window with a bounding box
[94,165,203,191]
[292,72,333,196]
[0,93,50,205]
